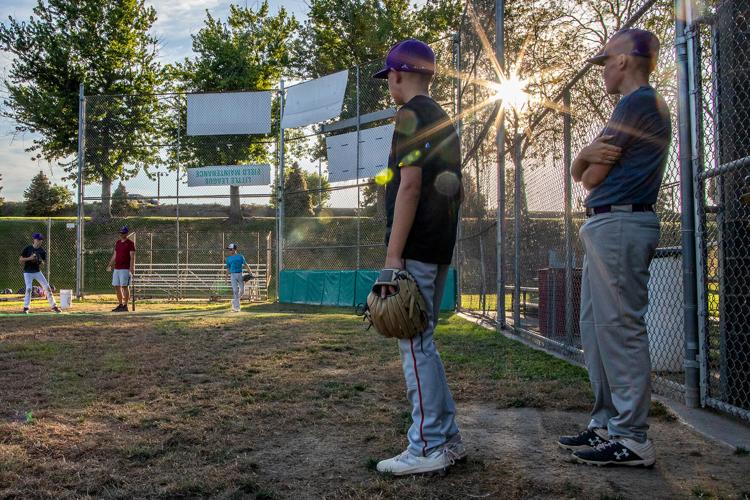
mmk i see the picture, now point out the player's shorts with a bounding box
[112,269,131,287]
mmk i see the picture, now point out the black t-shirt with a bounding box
[385,95,462,265]
[20,245,46,273]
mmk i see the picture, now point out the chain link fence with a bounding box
[38,0,748,420]
[456,0,691,405]
[692,0,750,420]
[0,218,78,302]
[79,91,275,300]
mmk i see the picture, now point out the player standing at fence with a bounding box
[19,233,61,314]
[371,39,465,476]
[558,29,671,467]
[106,226,135,312]
[225,243,253,312]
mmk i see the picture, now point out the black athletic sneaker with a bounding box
[112,304,125,312]
[22,307,30,314]
[52,306,62,314]
[558,428,608,451]
[573,438,656,467]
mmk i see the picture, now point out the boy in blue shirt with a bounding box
[558,29,672,467]
[225,243,253,312]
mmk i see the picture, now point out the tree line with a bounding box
[1,0,676,220]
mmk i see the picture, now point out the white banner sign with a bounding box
[325,124,394,182]
[187,92,272,136]
[187,165,272,187]
[282,70,348,129]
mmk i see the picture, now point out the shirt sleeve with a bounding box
[600,95,644,149]
[393,107,429,169]
[129,240,136,252]
[21,246,30,258]
[39,249,47,261]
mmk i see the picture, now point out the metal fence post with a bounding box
[453,33,463,310]
[513,132,522,328]
[46,217,52,281]
[277,80,285,301]
[495,0,506,328]
[675,0,701,408]
[563,90,574,346]
[355,65,361,271]
[76,83,86,299]
[176,109,182,299]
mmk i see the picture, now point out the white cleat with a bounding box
[376,448,454,476]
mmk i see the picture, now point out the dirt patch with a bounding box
[0,304,748,499]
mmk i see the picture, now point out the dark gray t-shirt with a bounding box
[585,86,672,208]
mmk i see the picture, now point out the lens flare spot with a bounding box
[375,167,394,185]
[434,171,461,197]
[399,149,422,167]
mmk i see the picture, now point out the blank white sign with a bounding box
[326,124,395,182]
[282,70,348,129]
[187,92,272,136]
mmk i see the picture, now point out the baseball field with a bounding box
[1,299,748,498]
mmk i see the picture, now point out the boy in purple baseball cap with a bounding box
[19,233,61,314]
[372,39,465,476]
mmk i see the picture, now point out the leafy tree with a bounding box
[111,182,140,216]
[294,0,461,78]
[169,2,298,222]
[361,182,386,217]
[24,170,71,215]
[0,0,163,218]
[284,163,314,217]
[50,185,73,212]
[303,170,331,211]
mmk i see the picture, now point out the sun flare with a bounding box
[490,72,531,111]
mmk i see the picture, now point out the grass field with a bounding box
[1,301,748,498]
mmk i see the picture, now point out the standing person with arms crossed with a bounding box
[557,29,672,467]
[371,39,465,476]
[19,233,61,314]
[225,243,253,312]
[106,226,135,312]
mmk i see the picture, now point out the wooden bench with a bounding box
[133,263,269,302]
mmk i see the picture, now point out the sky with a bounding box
[0,0,310,202]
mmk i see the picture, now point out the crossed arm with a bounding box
[572,135,622,190]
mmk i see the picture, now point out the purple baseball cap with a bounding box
[119,226,129,234]
[588,29,660,66]
[372,39,436,79]
[31,233,44,240]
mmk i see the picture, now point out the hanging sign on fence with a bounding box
[282,70,348,129]
[187,91,272,136]
[187,165,272,187]
[325,123,395,182]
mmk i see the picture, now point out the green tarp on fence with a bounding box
[279,269,457,311]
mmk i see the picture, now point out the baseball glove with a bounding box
[363,268,428,339]
[242,273,255,282]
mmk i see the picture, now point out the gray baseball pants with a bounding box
[579,210,660,443]
[230,272,244,310]
[398,259,460,457]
